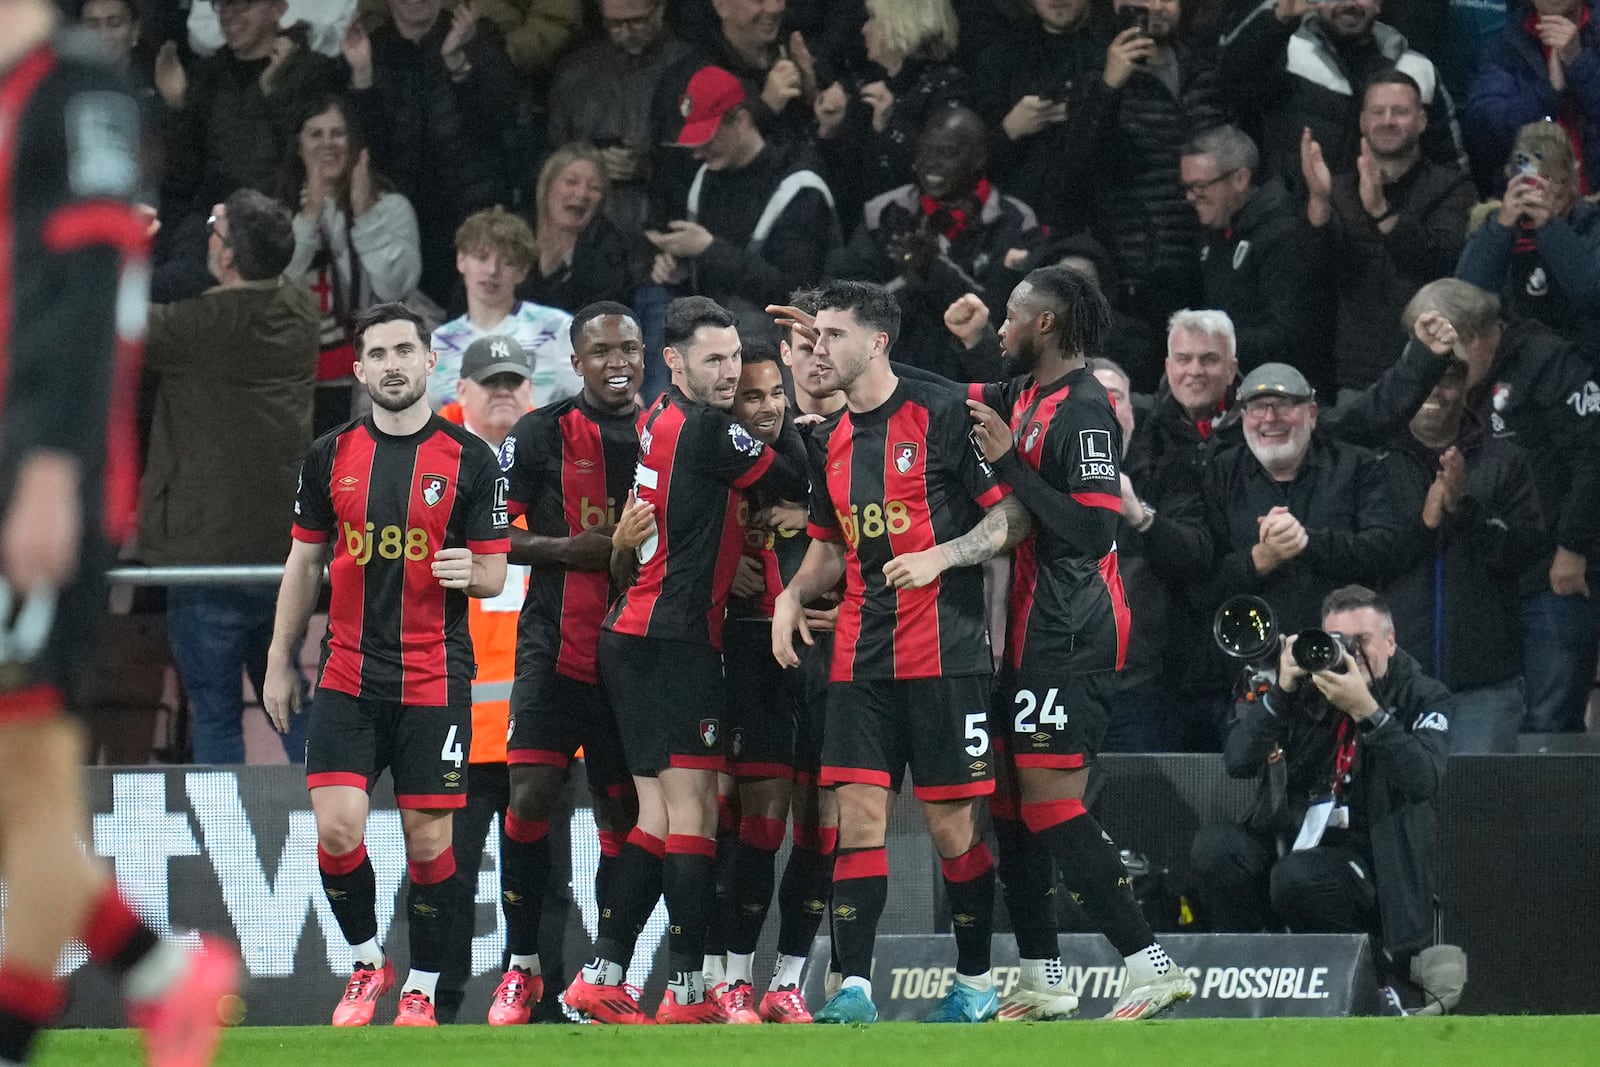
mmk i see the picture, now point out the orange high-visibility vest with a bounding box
[439,403,527,765]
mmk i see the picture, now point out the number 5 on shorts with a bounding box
[441,724,464,768]
[964,712,989,757]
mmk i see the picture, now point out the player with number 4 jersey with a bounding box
[967,268,1193,1024]
[265,304,510,1029]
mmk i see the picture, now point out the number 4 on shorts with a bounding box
[441,724,464,768]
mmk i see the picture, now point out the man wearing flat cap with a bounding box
[1199,360,1409,640]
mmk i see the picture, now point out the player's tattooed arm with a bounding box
[883,495,1031,589]
[941,495,1032,568]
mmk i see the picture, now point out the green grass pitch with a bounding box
[35,1017,1600,1067]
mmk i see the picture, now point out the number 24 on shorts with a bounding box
[1014,689,1070,733]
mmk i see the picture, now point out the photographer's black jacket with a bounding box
[1225,649,1451,959]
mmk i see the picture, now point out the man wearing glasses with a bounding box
[1179,126,1314,381]
[547,0,692,236]
[1201,362,1407,643]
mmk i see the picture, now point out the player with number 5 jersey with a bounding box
[264,304,510,1029]
[772,282,1033,1027]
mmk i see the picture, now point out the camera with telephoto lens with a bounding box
[1293,628,1357,674]
[1214,595,1281,668]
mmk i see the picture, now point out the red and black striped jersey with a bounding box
[807,377,1008,682]
[730,497,812,622]
[974,367,1130,673]
[0,36,146,555]
[604,387,809,650]
[502,394,638,683]
[291,415,511,706]
[0,35,148,709]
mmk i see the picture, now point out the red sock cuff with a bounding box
[1022,797,1087,834]
[818,826,838,856]
[408,848,456,886]
[0,966,65,1026]
[626,827,667,858]
[941,841,995,884]
[833,847,888,881]
[989,791,1019,821]
[81,885,144,963]
[665,833,717,858]
[738,815,787,852]
[317,841,368,877]
[791,821,817,851]
[597,830,626,858]
[504,814,550,844]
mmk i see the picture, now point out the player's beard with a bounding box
[1004,333,1040,378]
[367,374,428,413]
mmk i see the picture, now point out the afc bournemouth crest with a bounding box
[1024,422,1043,452]
[421,474,449,508]
[894,441,919,474]
[700,718,720,748]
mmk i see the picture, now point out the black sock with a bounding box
[500,814,552,958]
[0,965,63,1064]
[406,849,459,977]
[593,829,665,967]
[941,842,997,977]
[663,836,717,981]
[1027,800,1153,957]
[596,829,626,909]
[727,815,785,955]
[703,809,738,962]
[776,842,835,958]
[993,813,1060,959]
[318,842,378,949]
[830,847,888,981]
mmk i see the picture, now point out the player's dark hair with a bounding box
[354,302,431,355]
[1364,67,1423,105]
[664,296,737,350]
[570,300,638,347]
[1320,585,1394,628]
[814,280,901,351]
[1025,265,1112,359]
[740,337,780,366]
[221,188,296,281]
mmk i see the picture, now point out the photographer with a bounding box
[1192,586,1450,985]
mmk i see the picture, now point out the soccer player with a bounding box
[716,342,837,1023]
[967,267,1196,1021]
[772,280,1032,1025]
[488,302,645,1024]
[565,297,810,1024]
[0,6,240,1063]
[263,303,511,1028]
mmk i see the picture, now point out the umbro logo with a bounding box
[969,760,987,773]
[336,475,360,493]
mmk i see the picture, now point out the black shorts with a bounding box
[820,674,994,801]
[507,656,630,798]
[0,564,104,722]
[598,630,726,777]
[997,667,1115,770]
[305,688,470,809]
[725,621,804,780]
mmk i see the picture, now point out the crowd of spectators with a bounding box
[84,0,1600,760]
